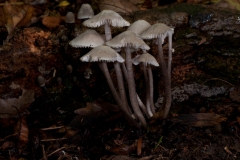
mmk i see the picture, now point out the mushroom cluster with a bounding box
[67,4,174,129]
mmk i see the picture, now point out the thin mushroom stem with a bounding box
[113,62,132,115]
[104,23,112,41]
[136,94,149,118]
[147,65,155,114]
[157,38,171,119]
[167,30,173,81]
[143,64,153,117]
[125,47,147,128]
[121,61,148,116]
[98,62,141,128]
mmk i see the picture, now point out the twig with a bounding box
[41,138,67,142]
[41,144,47,160]
[47,147,65,157]
[201,78,234,86]
[41,126,64,131]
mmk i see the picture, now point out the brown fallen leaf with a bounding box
[229,87,240,102]
[14,116,29,147]
[3,1,14,33]
[98,0,139,14]
[0,89,35,118]
[170,113,227,127]
[17,5,33,27]
[74,98,120,116]
[42,16,63,29]
[106,144,130,155]
[0,141,15,150]
[12,9,25,27]
[70,99,121,128]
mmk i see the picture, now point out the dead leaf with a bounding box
[57,0,70,7]
[74,102,101,115]
[17,5,33,27]
[0,141,15,150]
[74,99,120,116]
[42,16,62,29]
[0,7,5,27]
[3,1,14,33]
[12,9,25,27]
[0,89,35,118]
[106,144,130,155]
[170,113,227,127]
[229,87,240,102]
[98,0,139,14]
[14,117,29,147]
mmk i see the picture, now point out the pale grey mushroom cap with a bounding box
[65,12,75,23]
[69,29,105,48]
[132,53,159,67]
[141,23,174,40]
[77,3,94,19]
[80,45,125,63]
[106,30,150,50]
[83,10,130,27]
[127,20,151,36]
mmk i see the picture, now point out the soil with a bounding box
[0,2,240,160]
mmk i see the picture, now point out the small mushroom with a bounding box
[83,10,130,41]
[132,53,159,117]
[80,45,140,128]
[127,20,151,36]
[66,64,73,74]
[84,68,92,79]
[77,3,94,20]
[106,30,150,128]
[141,23,174,118]
[65,12,75,23]
[37,75,47,90]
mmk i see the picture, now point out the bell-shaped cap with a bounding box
[37,75,46,87]
[127,20,151,36]
[77,3,94,19]
[80,45,125,63]
[65,12,75,23]
[83,10,130,27]
[132,53,159,66]
[69,29,105,48]
[141,23,174,39]
[106,30,150,50]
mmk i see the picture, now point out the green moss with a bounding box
[133,3,205,19]
[161,3,205,15]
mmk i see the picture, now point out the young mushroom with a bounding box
[77,3,94,20]
[66,64,73,74]
[106,30,150,128]
[141,23,174,119]
[83,10,130,41]
[127,20,151,36]
[132,53,159,117]
[37,75,47,90]
[84,68,92,79]
[80,45,140,128]
[65,12,75,24]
